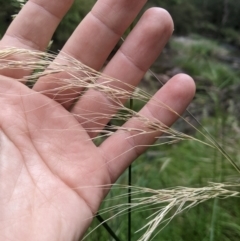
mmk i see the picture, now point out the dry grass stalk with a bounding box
[1,47,240,240]
[0,48,213,145]
[83,183,240,241]
[1,48,203,153]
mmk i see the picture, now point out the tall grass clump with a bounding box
[1,47,240,241]
[170,36,240,88]
[170,37,228,60]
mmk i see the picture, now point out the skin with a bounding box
[0,0,195,240]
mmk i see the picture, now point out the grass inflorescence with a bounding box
[1,47,240,241]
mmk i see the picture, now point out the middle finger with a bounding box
[71,8,174,138]
[33,0,147,108]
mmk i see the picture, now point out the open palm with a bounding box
[0,0,195,240]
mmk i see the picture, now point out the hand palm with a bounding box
[0,1,195,240]
[0,76,106,239]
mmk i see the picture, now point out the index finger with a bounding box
[0,0,74,78]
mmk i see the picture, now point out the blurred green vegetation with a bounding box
[170,37,240,88]
[0,0,22,38]
[147,0,240,47]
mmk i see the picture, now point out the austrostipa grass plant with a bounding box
[1,47,240,241]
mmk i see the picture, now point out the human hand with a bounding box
[0,0,195,240]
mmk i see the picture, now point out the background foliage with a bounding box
[147,0,240,46]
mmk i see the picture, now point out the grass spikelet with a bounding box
[102,175,240,239]
[133,182,240,241]
[84,183,240,241]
